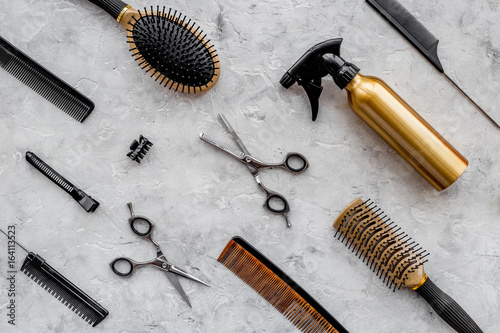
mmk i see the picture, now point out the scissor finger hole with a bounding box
[286,154,308,172]
[266,195,287,213]
[130,218,151,236]
[110,258,133,277]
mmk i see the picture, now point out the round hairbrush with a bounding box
[86,0,220,93]
[333,198,483,333]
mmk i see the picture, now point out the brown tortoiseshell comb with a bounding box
[333,198,483,333]
[218,236,349,333]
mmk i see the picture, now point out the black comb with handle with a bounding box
[26,151,99,213]
[366,0,500,128]
[0,228,108,327]
[0,36,94,122]
[21,253,109,327]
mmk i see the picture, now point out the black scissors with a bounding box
[200,114,309,227]
[110,203,210,308]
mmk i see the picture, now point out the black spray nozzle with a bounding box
[280,38,359,121]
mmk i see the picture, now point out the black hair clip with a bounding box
[26,152,99,213]
[127,135,153,163]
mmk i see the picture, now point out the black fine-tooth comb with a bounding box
[127,135,153,163]
[0,36,94,122]
[0,229,109,327]
[333,198,483,333]
[26,152,99,212]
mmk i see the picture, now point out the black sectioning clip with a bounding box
[25,152,99,213]
[127,135,153,163]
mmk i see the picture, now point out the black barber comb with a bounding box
[127,135,153,163]
[26,151,99,213]
[0,229,108,327]
[85,0,220,93]
[21,253,109,327]
[0,36,94,122]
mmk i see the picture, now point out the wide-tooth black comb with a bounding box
[333,198,483,333]
[21,252,108,327]
[127,135,153,163]
[25,151,99,212]
[218,236,349,333]
[0,36,94,122]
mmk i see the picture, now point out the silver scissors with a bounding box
[110,202,210,308]
[199,114,309,227]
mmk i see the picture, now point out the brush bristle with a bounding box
[218,239,341,333]
[127,6,219,93]
[333,198,429,291]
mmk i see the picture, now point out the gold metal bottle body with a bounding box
[344,74,468,191]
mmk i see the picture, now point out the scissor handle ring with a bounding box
[129,216,153,237]
[284,153,308,173]
[110,257,135,277]
[265,194,289,214]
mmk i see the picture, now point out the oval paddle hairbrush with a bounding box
[333,198,483,333]
[86,0,220,93]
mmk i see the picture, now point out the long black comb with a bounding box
[21,253,109,327]
[25,151,99,212]
[0,36,94,122]
[0,229,108,327]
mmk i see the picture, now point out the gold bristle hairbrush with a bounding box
[85,0,220,93]
[333,198,483,333]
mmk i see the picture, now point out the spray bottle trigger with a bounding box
[299,78,323,121]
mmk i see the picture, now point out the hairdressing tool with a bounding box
[84,0,220,93]
[280,39,467,191]
[25,151,99,213]
[0,36,94,122]
[218,236,349,333]
[0,228,108,327]
[109,202,209,308]
[127,135,153,163]
[199,114,308,227]
[366,0,499,128]
[333,198,483,333]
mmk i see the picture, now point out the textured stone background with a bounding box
[0,0,499,332]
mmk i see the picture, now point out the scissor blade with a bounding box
[200,133,245,160]
[218,114,251,156]
[169,264,211,287]
[165,271,192,308]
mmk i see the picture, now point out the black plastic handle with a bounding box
[416,277,483,333]
[265,193,289,214]
[109,257,135,277]
[284,153,309,173]
[87,0,129,20]
[129,217,153,237]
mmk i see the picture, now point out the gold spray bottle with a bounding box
[280,39,468,191]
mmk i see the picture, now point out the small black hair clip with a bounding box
[127,135,153,163]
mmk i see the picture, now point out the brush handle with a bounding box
[416,277,483,333]
[87,0,129,19]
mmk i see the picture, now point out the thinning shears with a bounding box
[110,203,210,308]
[200,114,308,227]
